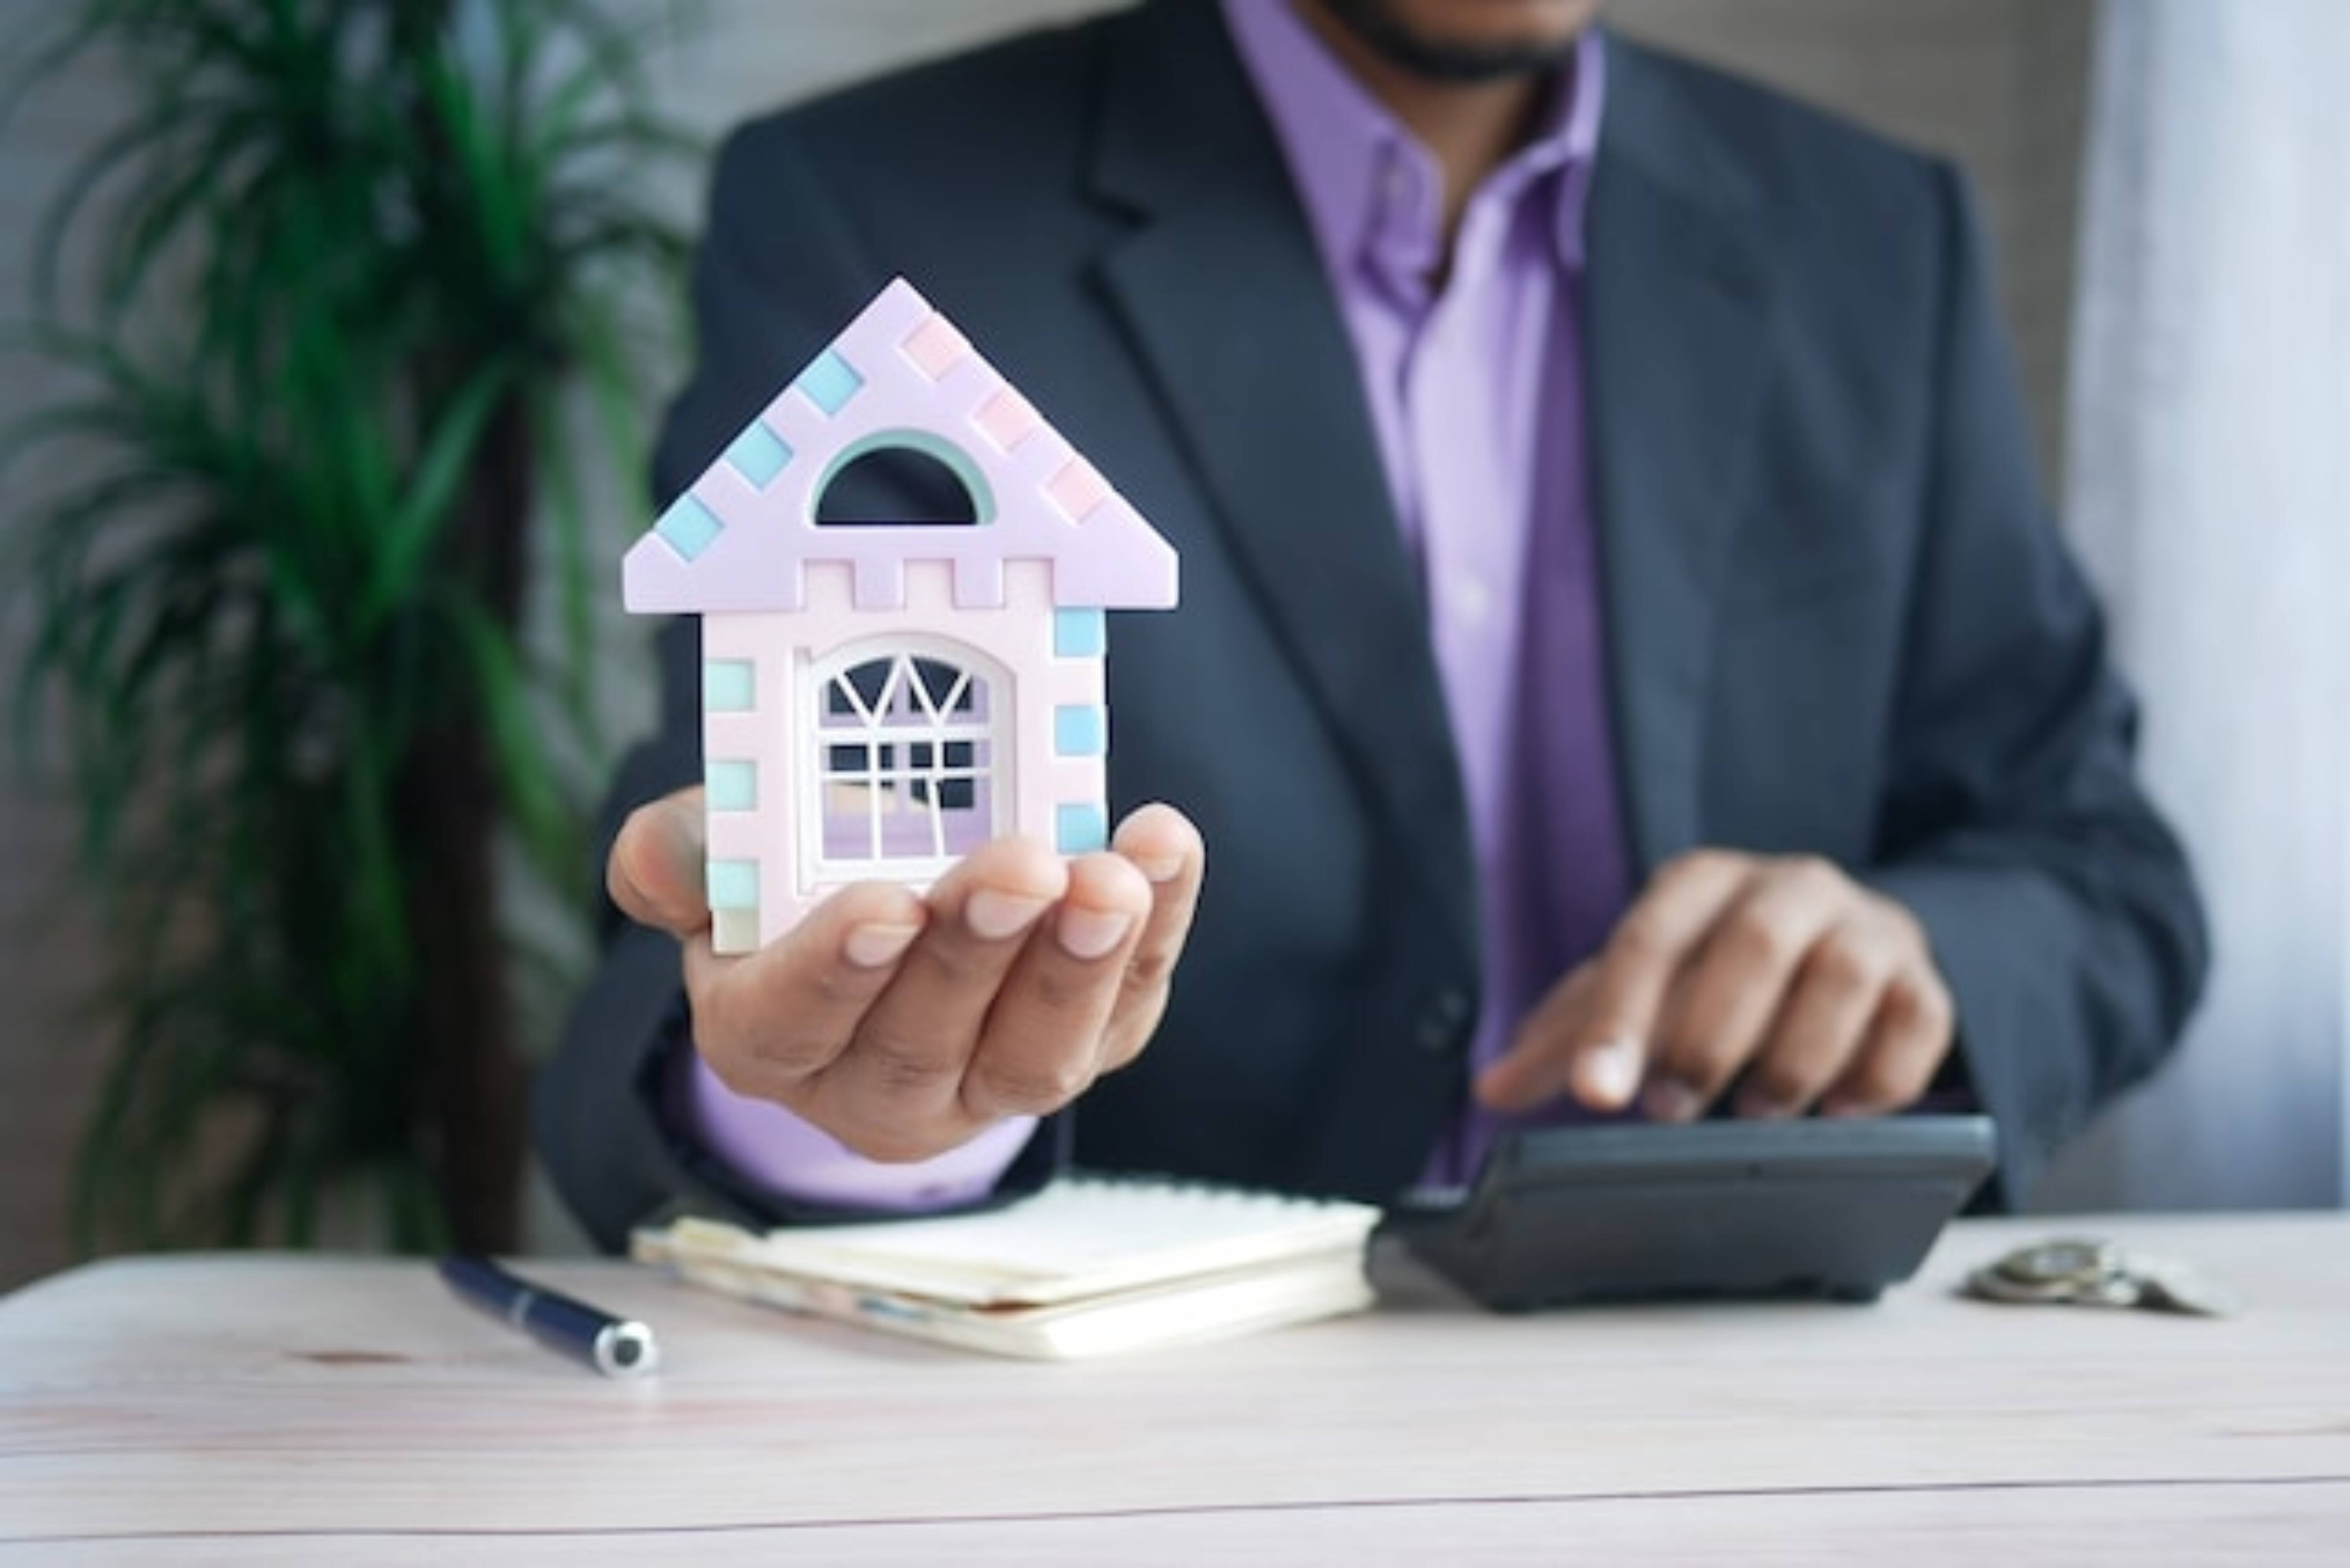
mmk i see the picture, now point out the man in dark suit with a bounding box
[536,0,2206,1251]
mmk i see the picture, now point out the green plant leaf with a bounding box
[361,363,515,631]
[7,0,700,1257]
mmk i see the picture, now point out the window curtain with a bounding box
[2038,0,2350,1208]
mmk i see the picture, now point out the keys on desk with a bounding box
[1963,1238,2240,1318]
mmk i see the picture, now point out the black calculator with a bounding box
[1383,1115,1998,1310]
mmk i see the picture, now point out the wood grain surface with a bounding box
[3,1214,2345,1561]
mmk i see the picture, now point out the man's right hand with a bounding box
[607,788,1205,1163]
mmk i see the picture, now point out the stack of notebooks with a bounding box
[632,1176,1383,1360]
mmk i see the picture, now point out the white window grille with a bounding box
[809,646,999,872]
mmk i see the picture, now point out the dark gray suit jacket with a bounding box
[536,0,2206,1251]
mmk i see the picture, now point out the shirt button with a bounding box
[1449,574,1491,627]
[1416,987,1473,1054]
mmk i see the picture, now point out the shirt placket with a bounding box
[1400,193,1537,875]
[1392,174,1565,1187]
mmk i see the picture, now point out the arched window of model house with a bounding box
[808,639,1004,873]
[812,432,991,527]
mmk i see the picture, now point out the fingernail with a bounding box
[965,889,1051,942]
[1056,906,1135,960]
[1644,1078,1705,1124]
[1576,1036,1643,1109]
[1131,853,1184,884]
[1818,1096,1868,1119]
[842,922,921,969]
[1737,1086,1796,1120]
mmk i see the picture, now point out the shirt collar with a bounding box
[1221,0,1607,285]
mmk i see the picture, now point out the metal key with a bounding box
[2125,1254,2242,1318]
[1963,1236,2238,1318]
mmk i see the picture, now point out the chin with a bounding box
[1316,0,1602,81]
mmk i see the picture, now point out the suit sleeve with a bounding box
[1864,164,2208,1206]
[530,123,1057,1252]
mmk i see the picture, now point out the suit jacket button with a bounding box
[1416,987,1472,1054]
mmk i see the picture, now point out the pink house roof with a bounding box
[623,279,1178,615]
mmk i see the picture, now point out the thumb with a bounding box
[606,787,711,937]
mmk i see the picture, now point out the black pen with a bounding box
[437,1256,660,1379]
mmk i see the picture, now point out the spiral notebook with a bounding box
[631,1176,1383,1360]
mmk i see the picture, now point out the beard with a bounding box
[1311,0,1588,83]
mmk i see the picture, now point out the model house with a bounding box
[622,278,1178,953]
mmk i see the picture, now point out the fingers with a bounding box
[1476,849,1958,1127]
[961,850,1155,1120]
[1818,965,1954,1117]
[684,877,930,1098]
[657,801,1208,1164]
[1646,857,1849,1120]
[1574,850,1753,1091]
[1474,962,1606,1113]
[1729,913,1906,1119]
[1098,803,1207,1071]
[808,837,1070,1155]
[608,788,711,936]
[1476,851,1749,1114]
[1736,901,1953,1121]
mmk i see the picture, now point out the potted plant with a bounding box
[1,0,694,1252]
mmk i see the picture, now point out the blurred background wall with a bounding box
[1,0,2334,1287]
[0,49,130,1292]
[2037,0,2348,1212]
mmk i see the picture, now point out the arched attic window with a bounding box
[812,430,992,527]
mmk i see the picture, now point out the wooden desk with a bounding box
[3,1215,2345,1562]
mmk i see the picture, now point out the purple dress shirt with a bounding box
[685,0,1634,1207]
[1224,0,1631,1185]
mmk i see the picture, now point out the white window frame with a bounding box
[800,634,1009,887]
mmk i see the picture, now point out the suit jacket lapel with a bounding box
[1086,2,1481,965]
[1076,13,1783,945]
[1584,42,1780,875]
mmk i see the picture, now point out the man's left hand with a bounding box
[1476,850,1956,1123]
